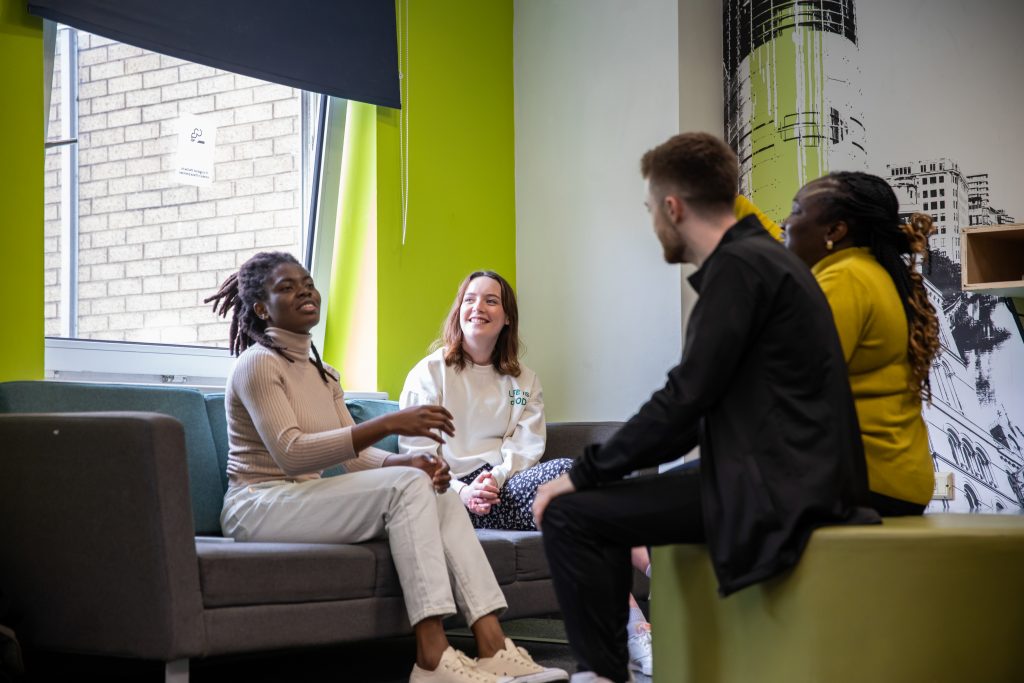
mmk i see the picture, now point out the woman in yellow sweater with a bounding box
[783,172,940,515]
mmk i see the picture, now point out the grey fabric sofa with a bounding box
[0,381,629,682]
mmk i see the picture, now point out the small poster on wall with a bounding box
[174,113,217,186]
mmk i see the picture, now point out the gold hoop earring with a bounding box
[825,239,834,251]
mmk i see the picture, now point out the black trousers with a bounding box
[870,490,926,517]
[541,467,705,682]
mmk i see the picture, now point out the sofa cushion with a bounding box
[196,539,377,607]
[480,534,524,585]
[543,421,623,462]
[359,532,518,599]
[204,393,230,492]
[475,530,550,581]
[357,541,402,597]
[346,399,400,453]
[0,381,224,536]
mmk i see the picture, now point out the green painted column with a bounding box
[376,0,516,399]
[0,0,44,381]
[322,100,377,389]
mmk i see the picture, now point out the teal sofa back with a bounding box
[345,399,401,453]
[0,381,403,536]
[203,392,231,491]
[0,381,224,535]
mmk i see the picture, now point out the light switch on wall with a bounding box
[933,471,955,500]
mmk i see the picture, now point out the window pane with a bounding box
[49,27,311,347]
[44,32,65,337]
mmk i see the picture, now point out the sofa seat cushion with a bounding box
[355,541,401,597]
[475,530,550,581]
[359,532,519,599]
[197,540,377,607]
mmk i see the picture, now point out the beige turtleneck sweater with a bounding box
[224,327,389,487]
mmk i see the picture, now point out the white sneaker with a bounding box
[626,623,652,677]
[475,637,569,682]
[410,646,514,683]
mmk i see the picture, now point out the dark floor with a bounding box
[18,619,588,683]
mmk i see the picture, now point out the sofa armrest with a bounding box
[0,412,205,661]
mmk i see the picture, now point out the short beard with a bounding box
[662,245,684,264]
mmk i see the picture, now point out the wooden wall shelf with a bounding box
[961,223,1024,297]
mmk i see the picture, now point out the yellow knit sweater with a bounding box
[812,248,934,505]
[734,194,783,241]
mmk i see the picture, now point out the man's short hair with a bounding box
[640,132,738,213]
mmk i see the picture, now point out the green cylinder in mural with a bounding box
[724,0,867,224]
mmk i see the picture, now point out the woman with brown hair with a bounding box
[400,270,654,677]
[783,171,941,515]
[399,270,573,531]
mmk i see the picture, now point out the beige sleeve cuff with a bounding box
[343,446,392,472]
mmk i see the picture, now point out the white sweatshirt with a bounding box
[399,348,546,491]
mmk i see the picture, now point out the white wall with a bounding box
[514,0,682,421]
[514,0,723,422]
[677,0,724,340]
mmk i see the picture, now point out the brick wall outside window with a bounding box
[45,28,306,346]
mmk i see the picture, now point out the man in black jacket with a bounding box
[533,132,879,683]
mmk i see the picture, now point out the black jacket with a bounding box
[570,215,879,596]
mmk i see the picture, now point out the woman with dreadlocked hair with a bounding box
[783,172,941,516]
[205,252,567,683]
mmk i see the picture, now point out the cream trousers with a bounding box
[221,466,508,626]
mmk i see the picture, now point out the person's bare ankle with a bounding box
[417,646,443,671]
[414,617,449,670]
[470,614,507,658]
[476,643,499,659]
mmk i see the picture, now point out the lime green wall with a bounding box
[377,0,516,398]
[0,0,44,381]
[323,100,378,389]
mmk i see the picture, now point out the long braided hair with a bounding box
[813,172,940,401]
[204,251,332,384]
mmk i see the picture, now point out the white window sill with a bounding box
[43,337,387,399]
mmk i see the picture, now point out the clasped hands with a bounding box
[459,471,501,515]
[378,404,578,521]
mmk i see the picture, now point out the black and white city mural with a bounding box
[725,0,1024,511]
